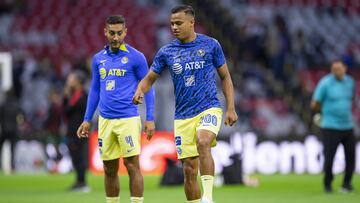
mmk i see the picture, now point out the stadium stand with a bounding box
[0,0,359,139]
[184,0,360,137]
[2,0,156,74]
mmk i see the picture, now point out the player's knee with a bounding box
[104,165,118,177]
[196,137,211,152]
[124,160,135,170]
[124,158,139,173]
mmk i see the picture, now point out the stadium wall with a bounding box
[87,131,360,175]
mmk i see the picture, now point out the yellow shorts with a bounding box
[174,107,222,159]
[98,116,141,160]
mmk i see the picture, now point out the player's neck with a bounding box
[109,46,119,53]
[180,32,196,43]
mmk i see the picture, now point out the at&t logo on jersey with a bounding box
[172,63,183,74]
[99,68,127,79]
[172,61,205,75]
[100,68,107,79]
[108,68,126,77]
[184,61,205,71]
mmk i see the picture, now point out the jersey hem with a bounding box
[174,105,221,120]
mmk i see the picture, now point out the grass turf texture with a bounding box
[0,173,359,203]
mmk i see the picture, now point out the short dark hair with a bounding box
[72,70,86,85]
[106,15,126,25]
[331,59,347,67]
[171,5,195,18]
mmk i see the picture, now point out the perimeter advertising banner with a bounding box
[89,131,360,175]
[89,131,178,175]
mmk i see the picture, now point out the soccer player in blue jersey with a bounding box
[133,5,238,203]
[77,15,155,203]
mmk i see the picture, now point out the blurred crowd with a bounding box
[0,0,359,160]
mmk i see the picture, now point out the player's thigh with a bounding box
[103,158,119,175]
[98,116,121,161]
[196,129,216,148]
[174,117,198,159]
[123,155,140,171]
[196,107,222,147]
[115,116,142,158]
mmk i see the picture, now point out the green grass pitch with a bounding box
[0,173,359,203]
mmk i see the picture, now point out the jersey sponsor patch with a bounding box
[184,75,195,87]
[100,67,107,79]
[172,63,183,74]
[106,80,115,91]
[184,61,205,71]
[108,68,127,77]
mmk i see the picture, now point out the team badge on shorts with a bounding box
[176,147,182,155]
[121,56,128,64]
[175,136,181,146]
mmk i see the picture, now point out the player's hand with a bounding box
[132,88,144,105]
[144,121,155,140]
[224,109,238,126]
[313,113,321,127]
[77,121,91,138]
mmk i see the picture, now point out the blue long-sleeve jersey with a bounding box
[84,44,155,122]
[151,34,224,119]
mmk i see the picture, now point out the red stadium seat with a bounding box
[9,0,156,68]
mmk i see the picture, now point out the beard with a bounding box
[110,41,121,52]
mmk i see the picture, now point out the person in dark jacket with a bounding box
[45,88,63,172]
[0,89,22,172]
[63,71,89,192]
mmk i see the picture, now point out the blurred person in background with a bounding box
[63,71,89,192]
[311,60,355,193]
[44,88,63,172]
[133,5,237,203]
[0,89,23,172]
[77,15,155,203]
